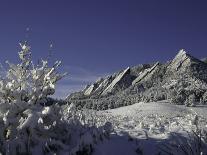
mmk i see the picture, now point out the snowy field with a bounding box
[93,101,207,155]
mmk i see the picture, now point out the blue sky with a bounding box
[0,0,207,98]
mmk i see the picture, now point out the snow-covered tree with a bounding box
[168,89,186,105]
[0,41,66,105]
[0,41,111,155]
[202,91,207,104]
[0,41,67,154]
[188,93,196,107]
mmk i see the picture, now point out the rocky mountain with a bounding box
[66,50,207,110]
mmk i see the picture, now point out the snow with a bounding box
[93,101,207,155]
[104,101,191,117]
[93,133,138,155]
[162,79,178,89]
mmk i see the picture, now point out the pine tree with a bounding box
[0,41,66,105]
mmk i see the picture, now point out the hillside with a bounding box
[67,50,207,110]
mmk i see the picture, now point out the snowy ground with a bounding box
[93,101,207,155]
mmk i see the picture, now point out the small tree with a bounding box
[0,41,112,155]
[188,93,196,107]
[168,89,186,105]
[0,41,67,153]
[0,41,66,106]
[202,91,207,104]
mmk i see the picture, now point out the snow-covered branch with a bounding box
[0,41,66,105]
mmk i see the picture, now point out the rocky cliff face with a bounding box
[101,67,133,96]
[66,50,207,110]
[132,62,160,85]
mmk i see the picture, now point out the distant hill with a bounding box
[66,50,207,110]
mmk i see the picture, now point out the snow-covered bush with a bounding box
[0,102,112,155]
[0,41,112,155]
[158,131,207,155]
[203,91,207,104]
[186,93,196,107]
[167,89,186,105]
[1,42,66,104]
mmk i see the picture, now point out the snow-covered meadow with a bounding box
[93,101,207,155]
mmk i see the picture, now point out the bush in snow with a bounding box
[0,41,112,155]
[0,42,66,105]
[185,93,196,107]
[0,101,112,155]
[202,91,207,104]
[158,130,207,155]
[168,89,186,105]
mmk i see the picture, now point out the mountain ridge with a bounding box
[66,50,207,110]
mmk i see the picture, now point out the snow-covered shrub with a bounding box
[168,89,186,105]
[0,102,112,155]
[186,93,196,107]
[140,87,167,102]
[0,41,66,105]
[158,130,207,155]
[0,41,112,155]
[203,91,207,104]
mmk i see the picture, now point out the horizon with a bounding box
[1,46,204,99]
[0,0,207,98]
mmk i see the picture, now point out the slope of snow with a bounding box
[104,101,191,117]
[94,101,207,155]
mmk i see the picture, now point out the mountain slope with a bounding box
[66,50,207,110]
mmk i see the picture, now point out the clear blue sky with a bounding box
[0,0,207,98]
